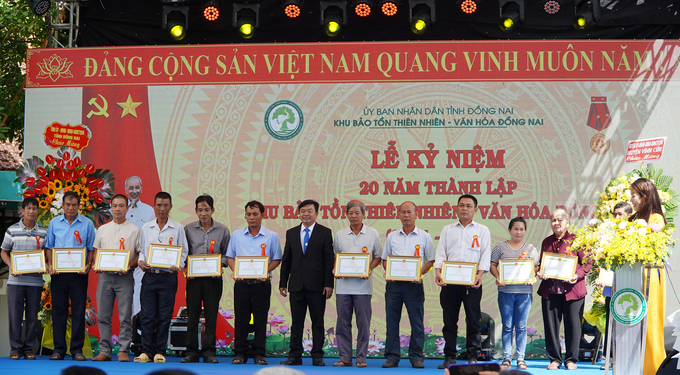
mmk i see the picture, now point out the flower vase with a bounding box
[612,263,645,375]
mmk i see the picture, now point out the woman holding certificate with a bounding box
[629,178,667,375]
[489,217,539,371]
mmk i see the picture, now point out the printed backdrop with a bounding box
[24,40,680,358]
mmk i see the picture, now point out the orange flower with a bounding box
[86,301,91,309]
[80,177,87,184]
[86,204,93,212]
[63,187,71,193]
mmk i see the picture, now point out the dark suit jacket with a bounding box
[279,223,335,293]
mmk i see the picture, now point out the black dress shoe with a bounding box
[438,357,457,369]
[181,355,199,363]
[313,358,325,366]
[382,360,399,368]
[280,358,303,365]
[204,355,219,363]
[412,361,425,368]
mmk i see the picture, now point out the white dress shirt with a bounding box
[434,220,490,271]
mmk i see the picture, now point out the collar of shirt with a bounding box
[345,224,366,236]
[19,219,40,231]
[242,226,265,238]
[193,219,215,233]
[397,226,421,236]
[57,213,83,224]
[300,222,316,235]
[455,220,478,228]
[148,218,177,231]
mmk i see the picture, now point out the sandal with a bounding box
[254,356,268,365]
[231,356,246,364]
[333,360,353,367]
[517,360,528,370]
[9,353,21,360]
[24,352,36,360]
[547,361,560,370]
[50,353,64,360]
[566,362,577,370]
[356,361,367,368]
[500,359,511,371]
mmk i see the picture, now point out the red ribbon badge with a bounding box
[74,231,81,243]
[169,237,173,245]
[565,247,573,256]
[261,243,266,256]
[518,251,526,259]
[362,246,367,254]
[414,245,420,257]
[36,236,41,249]
[471,235,480,248]
[210,240,215,254]
[120,238,125,250]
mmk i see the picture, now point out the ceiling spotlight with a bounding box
[233,3,259,39]
[380,0,397,16]
[574,0,600,30]
[202,0,221,21]
[458,0,479,14]
[28,0,51,16]
[321,0,347,37]
[409,0,434,35]
[543,0,561,14]
[354,0,372,17]
[283,0,302,18]
[162,1,189,41]
[499,0,524,32]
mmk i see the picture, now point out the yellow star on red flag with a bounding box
[117,94,142,118]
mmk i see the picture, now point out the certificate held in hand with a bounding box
[334,253,371,278]
[147,244,183,269]
[385,255,422,282]
[11,250,46,274]
[52,247,87,273]
[234,256,269,279]
[94,249,131,272]
[498,258,535,284]
[441,261,478,285]
[539,252,577,281]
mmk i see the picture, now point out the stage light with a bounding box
[543,0,561,14]
[202,0,221,21]
[354,0,372,17]
[458,0,479,15]
[320,0,347,37]
[499,0,524,32]
[162,2,189,41]
[574,0,600,30]
[28,0,51,16]
[380,0,397,16]
[233,3,259,39]
[409,0,434,35]
[283,0,302,18]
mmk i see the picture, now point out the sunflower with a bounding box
[44,302,52,311]
[39,200,49,209]
[46,187,56,197]
[64,180,74,189]
[53,180,63,190]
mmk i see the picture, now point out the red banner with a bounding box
[26,40,680,87]
[626,137,667,163]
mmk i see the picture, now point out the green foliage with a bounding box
[0,0,50,146]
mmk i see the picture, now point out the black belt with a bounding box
[239,279,270,285]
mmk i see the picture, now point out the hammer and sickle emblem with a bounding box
[86,94,109,118]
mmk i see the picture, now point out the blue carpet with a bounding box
[0,356,606,375]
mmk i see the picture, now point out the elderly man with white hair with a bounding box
[536,209,592,371]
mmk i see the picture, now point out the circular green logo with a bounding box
[610,288,647,325]
[264,100,304,141]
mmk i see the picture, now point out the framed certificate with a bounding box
[234,256,269,279]
[600,269,614,287]
[11,250,46,274]
[441,261,478,285]
[498,259,535,284]
[187,254,223,277]
[52,247,87,273]
[385,256,422,281]
[94,249,130,272]
[334,253,371,278]
[539,252,578,281]
[147,244,183,269]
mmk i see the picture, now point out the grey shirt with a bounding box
[334,225,382,295]
[490,241,539,294]
[185,220,231,267]
[1,220,47,287]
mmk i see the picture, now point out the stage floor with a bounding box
[0,356,607,375]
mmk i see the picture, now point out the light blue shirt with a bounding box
[381,226,435,262]
[45,213,96,251]
[226,226,282,277]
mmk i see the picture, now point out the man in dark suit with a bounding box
[279,199,335,366]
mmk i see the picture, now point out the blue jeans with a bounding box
[498,292,532,361]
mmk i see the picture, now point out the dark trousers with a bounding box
[603,296,611,354]
[233,280,271,357]
[440,284,483,358]
[186,277,222,358]
[7,284,42,355]
[541,294,584,365]
[385,281,424,364]
[140,272,178,356]
[288,287,326,359]
[51,273,88,356]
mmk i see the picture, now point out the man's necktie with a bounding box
[303,228,310,254]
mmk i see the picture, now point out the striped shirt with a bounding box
[1,220,47,287]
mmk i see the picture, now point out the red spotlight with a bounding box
[543,0,560,14]
[354,1,371,16]
[202,0,220,21]
[283,0,302,18]
[460,0,477,14]
[381,0,397,16]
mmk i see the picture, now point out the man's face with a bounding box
[347,205,364,227]
[457,198,478,222]
[125,178,142,200]
[245,206,263,229]
[63,196,79,220]
[111,197,129,221]
[21,203,39,222]
[613,207,628,220]
[154,198,172,220]
[398,202,417,228]
[196,201,214,225]
[299,204,318,227]
[551,210,569,237]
